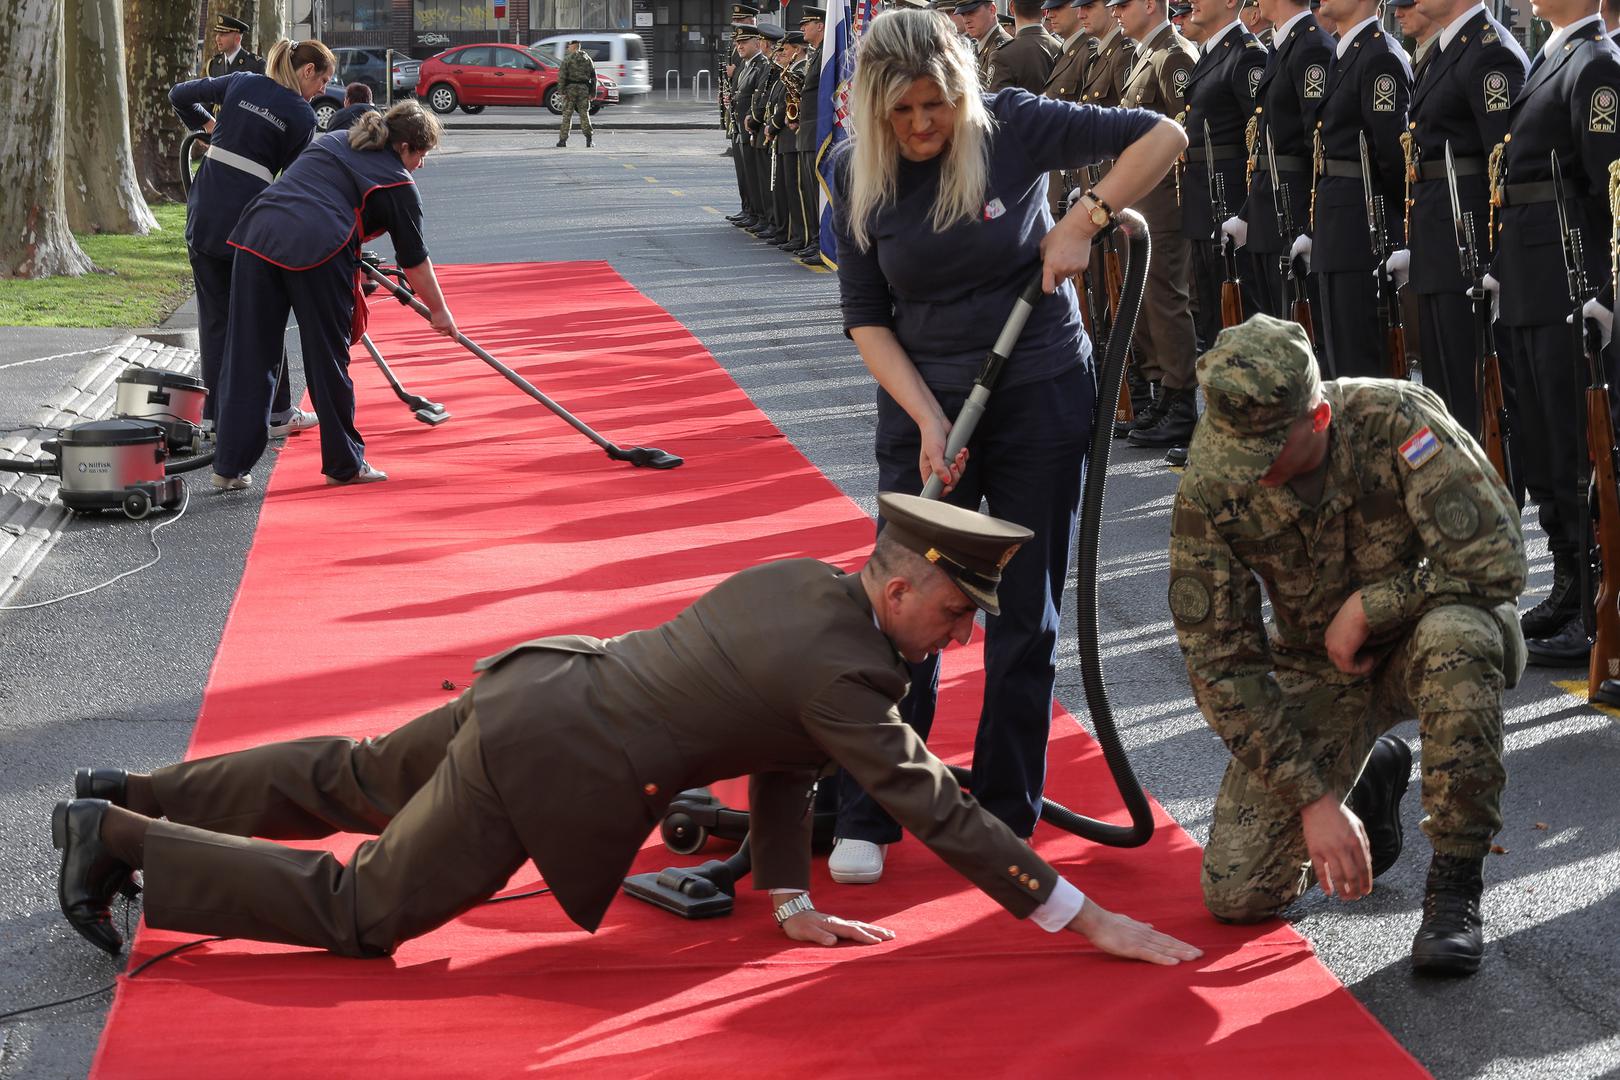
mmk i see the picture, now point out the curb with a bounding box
[0,336,202,604]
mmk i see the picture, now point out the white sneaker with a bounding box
[828,838,886,884]
[210,472,251,491]
[325,461,388,486]
[268,408,319,437]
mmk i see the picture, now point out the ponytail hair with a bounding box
[265,38,337,93]
[349,99,443,154]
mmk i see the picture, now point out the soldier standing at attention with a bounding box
[1488,0,1620,664]
[993,0,1065,91]
[793,7,826,265]
[1386,0,1526,436]
[1394,0,1440,79]
[724,6,761,227]
[1222,0,1331,322]
[1081,0,1137,107]
[958,0,1013,87]
[207,14,264,78]
[555,40,596,148]
[1111,0,1200,443]
[1241,0,1274,46]
[1042,0,1095,217]
[1169,315,1526,977]
[731,25,770,233]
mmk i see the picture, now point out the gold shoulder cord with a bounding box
[1310,128,1323,229]
[1175,107,1188,206]
[1400,130,1418,239]
[1486,140,1506,238]
[1245,113,1260,187]
[1610,159,1620,295]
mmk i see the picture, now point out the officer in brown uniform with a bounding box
[52,495,1201,968]
[1042,0,1095,216]
[1168,315,1526,976]
[1111,0,1200,437]
[959,0,1014,87]
[1080,0,1138,107]
[992,0,1065,91]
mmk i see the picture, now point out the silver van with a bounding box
[530,33,650,99]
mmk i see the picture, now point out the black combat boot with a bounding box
[585,132,593,147]
[556,138,567,148]
[1129,386,1198,448]
[1114,374,1158,438]
[1411,853,1486,976]
[1346,735,1413,878]
[1520,552,1580,639]
[1525,615,1591,667]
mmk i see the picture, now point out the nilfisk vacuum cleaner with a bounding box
[0,417,215,519]
[113,367,210,452]
[623,209,1155,919]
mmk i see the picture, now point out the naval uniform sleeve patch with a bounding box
[1169,575,1213,625]
[1247,66,1263,96]
[1304,63,1326,99]
[1432,487,1482,541]
[1592,87,1618,133]
[1373,73,1397,112]
[1483,70,1510,112]
[1399,425,1441,469]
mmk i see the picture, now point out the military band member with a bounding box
[1178,0,1269,380]
[768,34,809,251]
[1489,0,1620,661]
[730,24,770,233]
[993,0,1065,91]
[724,5,760,224]
[206,14,264,78]
[1111,0,1199,442]
[1390,0,1527,436]
[959,0,1013,87]
[1296,0,1411,377]
[793,9,827,264]
[1043,0,1096,216]
[748,24,786,240]
[1224,0,1331,322]
[1170,315,1526,977]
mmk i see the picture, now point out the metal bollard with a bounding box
[693,69,712,103]
[664,69,681,100]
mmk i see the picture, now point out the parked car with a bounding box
[414,44,619,115]
[529,33,651,100]
[332,46,420,98]
[311,76,346,131]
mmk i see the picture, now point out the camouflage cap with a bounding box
[1188,314,1321,486]
[877,493,1034,616]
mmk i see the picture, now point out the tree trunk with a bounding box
[65,0,156,234]
[257,0,285,55]
[125,0,200,202]
[0,0,93,277]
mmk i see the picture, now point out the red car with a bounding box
[415,44,619,115]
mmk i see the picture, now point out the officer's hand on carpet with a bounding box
[1221,216,1247,249]
[1384,249,1410,289]
[918,435,970,495]
[1038,212,1096,293]
[1066,897,1203,966]
[1301,794,1373,901]
[1571,297,1614,349]
[1289,234,1311,272]
[1324,590,1375,675]
[780,909,897,947]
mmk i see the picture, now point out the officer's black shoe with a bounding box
[1129,388,1198,448]
[1346,735,1413,879]
[1411,853,1486,976]
[775,236,801,250]
[733,215,759,229]
[1165,446,1189,467]
[757,229,786,244]
[74,768,129,806]
[726,211,749,223]
[51,799,135,956]
[1525,616,1592,667]
[1520,554,1580,639]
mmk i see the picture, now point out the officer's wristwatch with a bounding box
[773,892,815,925]
[1077,191,1114,230]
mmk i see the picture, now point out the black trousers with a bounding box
[1418,292,1482,439]
[771,146,794,242]
[798,150,820,246]
[188,246,290,422]
[1500,323,1583,560]
[731,133,749,212]
[1318,269,1387,380]
[1246,249,1284,320]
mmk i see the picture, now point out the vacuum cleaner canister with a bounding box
[114,368,208,451]
[40,418,182,519]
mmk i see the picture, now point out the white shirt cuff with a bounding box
[1029,876,1086,932]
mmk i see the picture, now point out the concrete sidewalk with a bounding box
[436,95,721,131]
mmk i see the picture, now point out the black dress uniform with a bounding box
[732,33,769,229]
[206,14,264,81]
[795,27,823,260]
[1309,16,1411,378]
[748,28,785,239]
[763,47,796,247]
[1180,20,1269,357]
[1406,5,1527,437]
[1491,16,1620,643]
[1238,8,1332,321]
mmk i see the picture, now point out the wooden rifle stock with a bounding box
[1291,292,1314,345]
[1480,350,1510,489]
[1387,323,1408,380]
[1588,377,1620,696]
[1220,237,1243,329]
[1102,240,1132,426]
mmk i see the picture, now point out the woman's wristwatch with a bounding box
[773,892,815,925]
[1076,190,1114,231]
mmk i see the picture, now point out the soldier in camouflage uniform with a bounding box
[1167,314,1527,977]
[556,41,596,148]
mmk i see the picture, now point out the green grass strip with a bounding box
[0,202,194,328]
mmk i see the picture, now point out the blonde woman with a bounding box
[212,102,457,490]
[828,8,1185,885]
[171,39,337,436]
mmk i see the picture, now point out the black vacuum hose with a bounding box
[178,131,207,197]
[0,455,59,476]
[165,450,216,474]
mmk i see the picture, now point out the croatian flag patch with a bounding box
[1400,426,1440,469]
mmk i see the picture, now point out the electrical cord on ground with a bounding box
[0,488,190,612]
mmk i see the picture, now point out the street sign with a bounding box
[493,0,507,18]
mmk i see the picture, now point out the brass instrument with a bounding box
[783,61,805,127]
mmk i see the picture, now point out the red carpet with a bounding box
[89,263,1426,1078]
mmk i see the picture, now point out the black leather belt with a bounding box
[1417,157,1484,180]
[1319,158,1363,178]
[1185,143,1243,163]
[1500,181,1555,206]
[1257,154,1310,174]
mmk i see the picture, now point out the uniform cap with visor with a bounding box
[877,493,1033,616]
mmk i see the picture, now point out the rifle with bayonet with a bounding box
[1444,140,1512,492]
[1087,161,1136,433]
[1267,131,1313,342]
[1208,121,1243,329]
[1553,153,1620,701]
[1361,131,1406,379]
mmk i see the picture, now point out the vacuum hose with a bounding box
[165,451,216,474]
[0,455,59,475]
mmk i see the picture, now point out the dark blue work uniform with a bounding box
[1180,21,1268,350]
[832,91,1161,840]
[1307,18,1410,378]
[1406,6,1526,436]
[1238,11,1332,321]
[170,73,315,420]
[216,131,429,482]
[1491,18,1620,570]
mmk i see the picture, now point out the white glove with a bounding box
[1384,249,1411,289]
[1482,273,1501,320]
[1221,216,1248,249]
[1289,234,1312,273]
[1482,273,1499,295]
[1570,296,1615,349]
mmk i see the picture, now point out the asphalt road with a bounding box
[1,127,1616,1079]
